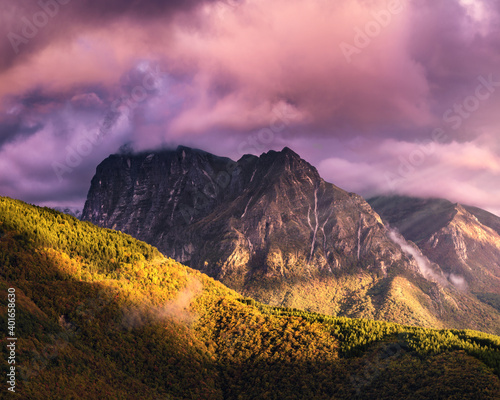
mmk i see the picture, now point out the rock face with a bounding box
[82,146,246,259]
[83,146,408,281]
[82,147,500,334]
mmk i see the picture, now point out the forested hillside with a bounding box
[1,196,500,399]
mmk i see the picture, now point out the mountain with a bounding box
[369,195,500,313]
[2,196,500,399]
[82,146,500,334]
[51,206,82,219]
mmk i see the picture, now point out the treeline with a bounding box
[237,298,500,375]
[0,197,161,279]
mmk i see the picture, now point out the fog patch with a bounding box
[121,278,203,330]
[387,227,468,290]
[448,273,468,291]
[388,228,446,284]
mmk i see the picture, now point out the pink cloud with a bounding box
[0,0,499,214]
[318,137,500,216]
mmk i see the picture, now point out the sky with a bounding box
[0,0,499,216]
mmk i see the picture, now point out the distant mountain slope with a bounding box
[82,147,500,334]
[51,206,82,219]
[2,196,500,399]
[369,195,500,313]
[463,204,500,236]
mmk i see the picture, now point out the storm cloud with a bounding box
[0,0,499,215]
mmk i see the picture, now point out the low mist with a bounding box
[121,278,203,330]
[388,227,467,290]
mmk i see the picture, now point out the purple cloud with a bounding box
[0,0,498,216]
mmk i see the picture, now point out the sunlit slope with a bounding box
[1,197,500,400]
[370,195,500,325]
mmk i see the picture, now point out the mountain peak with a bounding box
[256,146,320,183]
[272,146,302,162]
[176,144,191,152]
[281,146,300,157]
[263,146,308,164]
[175,145,210,156]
